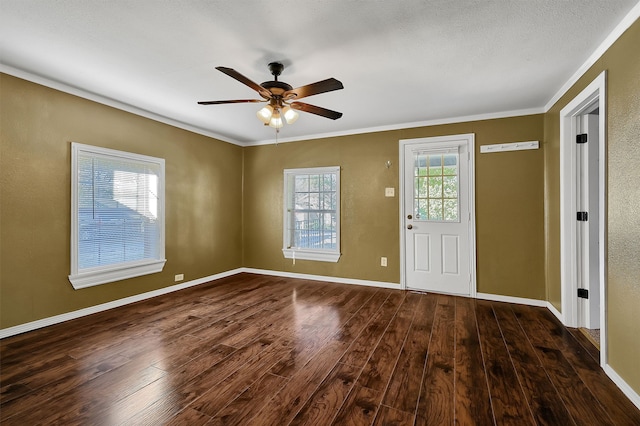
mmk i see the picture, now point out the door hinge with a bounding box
[576,134,588,144]
[577,211,588,221]
[577,288,589,299]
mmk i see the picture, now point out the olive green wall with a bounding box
[243,114,545,299]
[0,73,243,329]
[544,20,640,393]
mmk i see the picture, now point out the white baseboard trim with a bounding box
[546,301,564,323]
[0,268,570,340]
[476,292,547,307]
[240,267,401,290]
[604,364,640,410]
[0,268,244,339]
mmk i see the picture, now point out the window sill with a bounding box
[282,249,341,263]
[69,259,167,289]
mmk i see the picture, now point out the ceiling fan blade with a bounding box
[284,78,344,100]
[198,99,263,105]
[291,102,343,120]
[215,66,271,98]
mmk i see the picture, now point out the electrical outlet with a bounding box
[385,187,395,197]
[175,274,184,282]
[381,257,387,267]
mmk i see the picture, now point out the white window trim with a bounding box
[69,143,166,289]
[282,248,341,263]
[282,166,341,263]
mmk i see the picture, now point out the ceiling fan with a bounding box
[198,62,344,129]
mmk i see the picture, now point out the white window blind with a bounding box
[69,143,166,289]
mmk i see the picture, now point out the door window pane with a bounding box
[414,153,459,222]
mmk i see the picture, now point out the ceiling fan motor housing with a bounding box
[260,80,293,97]
[261,62,295,97]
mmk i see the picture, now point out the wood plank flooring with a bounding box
[1,273,639,425]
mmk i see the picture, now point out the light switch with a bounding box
[385,187,395,197]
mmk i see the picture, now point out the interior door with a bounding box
[402,135,475,295]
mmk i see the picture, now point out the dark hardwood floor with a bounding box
[1,273,639,425]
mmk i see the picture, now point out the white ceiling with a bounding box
[1,1,638,145]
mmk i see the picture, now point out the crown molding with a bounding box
[0,63,244,146]
[544,1,640,111]
[246,107,545,146]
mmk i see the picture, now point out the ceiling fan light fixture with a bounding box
[269,110,284,129]
[256,104,274,124]
[282,105,299,124]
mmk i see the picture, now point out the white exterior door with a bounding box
[401,134,475,296]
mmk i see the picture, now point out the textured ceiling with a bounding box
[1,1,638,145]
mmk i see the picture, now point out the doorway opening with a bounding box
[559,71,606,364]
[576,106,601,348]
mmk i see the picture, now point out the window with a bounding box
[283,167,340,262]
[413,151,459,222]
[69,143,166,289]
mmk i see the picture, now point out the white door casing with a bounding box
[559,70,606,366]
[400,134,476,296]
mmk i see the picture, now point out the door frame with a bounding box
[399,133,477,296]
[559,70,606,365]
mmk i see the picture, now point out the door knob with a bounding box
[407,224,413,229]
[407,214,412,219]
